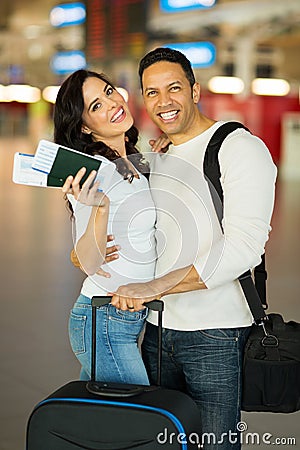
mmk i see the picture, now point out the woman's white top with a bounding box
[68,166,157,298]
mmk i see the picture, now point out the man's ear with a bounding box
[192,82,200,103]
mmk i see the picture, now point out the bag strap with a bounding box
[203,122,267,322]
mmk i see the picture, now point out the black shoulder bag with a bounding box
[204,121,300,413]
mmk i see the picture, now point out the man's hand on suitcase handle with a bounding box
[108,265,205,311]
[108,282,162,312]
[92,296,164,312]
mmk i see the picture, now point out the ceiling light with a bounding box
[164,42,216,68]
[23,25,43,39]
[1,85,41,103]
[208,76,245,94]
[42,86,61,104]
[28,43,43,60]
[251,78,290,96]
[0,85,10,102]
[160,0,216,12]
[50,51,86,75]
[50,2,86,28]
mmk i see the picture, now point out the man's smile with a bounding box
[158,110,179,122]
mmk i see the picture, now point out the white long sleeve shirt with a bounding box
[68,168,157,298]
[147,121,277,331]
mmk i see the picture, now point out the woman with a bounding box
[54,69,163,384]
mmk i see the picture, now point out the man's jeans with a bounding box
[69,294,149,385]
[142,322,251,450]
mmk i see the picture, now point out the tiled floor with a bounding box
[0,137,299,449]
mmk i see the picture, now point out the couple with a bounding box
[55,47,277,449]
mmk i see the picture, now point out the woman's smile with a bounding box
[111,107,126,123]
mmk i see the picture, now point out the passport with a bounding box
[13,140,115,192]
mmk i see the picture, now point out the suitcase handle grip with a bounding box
[91,296,164,312]
[86,381,158,398]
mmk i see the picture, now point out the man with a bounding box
[109,47,277,449]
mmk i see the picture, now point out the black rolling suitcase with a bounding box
[26,297,201,449]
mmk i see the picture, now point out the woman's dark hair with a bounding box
[138,47,195,93]
[54,69,149,180]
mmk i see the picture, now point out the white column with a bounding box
[234,36,255,98]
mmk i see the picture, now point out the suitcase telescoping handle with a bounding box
[86,296,164,397]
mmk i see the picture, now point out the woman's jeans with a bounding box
[69,294,149,385]
[142,322,251,450]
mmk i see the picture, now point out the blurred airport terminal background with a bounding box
[0,0,299,448]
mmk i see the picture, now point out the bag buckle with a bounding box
[259,320,278,347]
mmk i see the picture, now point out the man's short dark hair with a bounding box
[138,47,196,90]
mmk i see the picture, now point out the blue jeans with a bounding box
[142,322,251,450]
[69,294,149,385]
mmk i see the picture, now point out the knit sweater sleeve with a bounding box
[195,130,277,289]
